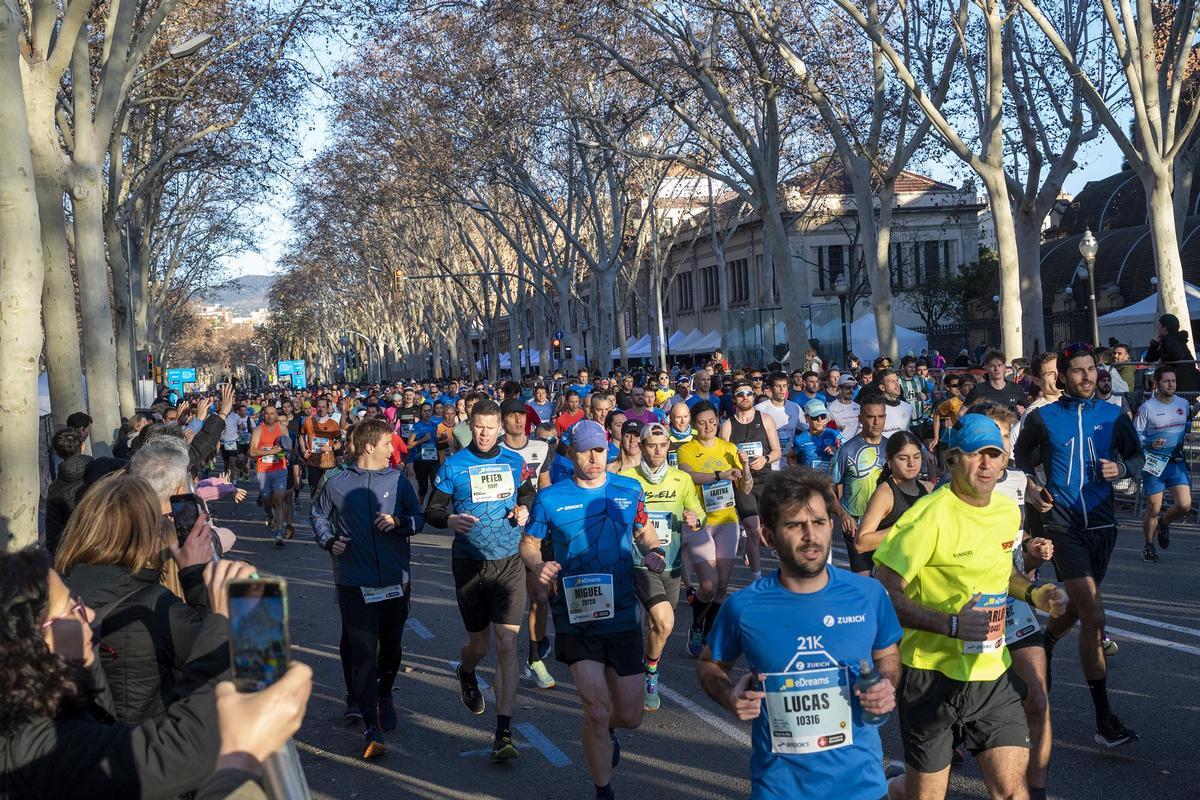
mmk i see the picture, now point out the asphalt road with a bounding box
[209,485,1199,800]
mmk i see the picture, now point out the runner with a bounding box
[722,381,781,581]
[608,419,644,474]
[556,391,585,435]
[677,401,754,656]
[424,399,535,761]
[527,384,556,426]
[755,372,803,468]
[965,349,1027,413]
[850,430,931,558]
[619,422,705,711]
[623,385,660,426]
[899,355,931,421]
[1014,343,1142,748]
[874,414,1068,799]
[310,417,426,759]
[830,398,887,575]
[604,409,629,465]
[300,396,343,499]
[521,419,668,800]
[499,397,556,691]
[698,468,902,800]
[249,404,293,547]
[407,403,440,502]
[220,399,248,481]
[1135,365,1194,563]
[827,375,861,438]
[790,400,842,468]
[666,402,694,467]
[875,370,915,439]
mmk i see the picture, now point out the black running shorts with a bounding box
[1046,525,1118,583]
[555,628,644,677]
[452,554,527,633]
[634,568,682,610]
[898,666,1030,773]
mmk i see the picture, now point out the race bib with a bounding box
[360,583,405,604]
[259,454,276,465]
[963,593,1008,654]
[562,573,614,624]
[420,443,437,461]
[762,668,854,754]
[1144,453,1169,478]
[737,441,764,458]
[313,437,330,452]
[223,441,238,452]
[468,463,515,503]
[400,423,413,437]
[1004,597,1039,645]
[702,480,735,512]
[647,510,674,545]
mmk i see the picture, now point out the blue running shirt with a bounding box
[434,447,526,560]
[707,568,902,800]
[527,474,648,635]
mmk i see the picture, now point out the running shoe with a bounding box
[457,663,485,715]
[538,636,552,662]
[491,732,518,761]
[524,659,556,689]
[1095,713,1138,747]
[950,744,966,766]
[344,697,363,725]
[378,696,397,732]
[610,729,620,768]
[274,534,284,548]
[686,586,697,606]
[1157,514,1170,549]
[883,759,906,780]
[1142,544,1159,563]
[1101,633,1119,657]
[644,670,661,711]
[686,626,705,658]
[362,727,386,759]
[285,524,296,540]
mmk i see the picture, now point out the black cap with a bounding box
[621,419,644,437]
[500,398,527,416]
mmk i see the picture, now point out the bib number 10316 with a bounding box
[762,668,854,754]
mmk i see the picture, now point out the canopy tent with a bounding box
[692,329,722,353]
[779,314,928,364]
[671,328,704,355]
[667,329,690,350]
[612,334,651,359]
[1098,283,1200,350]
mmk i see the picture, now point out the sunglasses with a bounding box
[734,390,756,398]
[750,376,764,381]
[42,595,88,630]
[1060,342,1094,359]
[808,414,828,420]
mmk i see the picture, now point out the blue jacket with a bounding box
[1015,393,1143,531]
[310,464,424,588]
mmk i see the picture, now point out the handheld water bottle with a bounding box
[857,659,890,726]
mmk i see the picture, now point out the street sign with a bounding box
[165,367,197,389]
[555,329,564,340]
[277,359,308,390]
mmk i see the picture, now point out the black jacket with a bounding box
[0,611,227,799]
[64,563,215,724]
[44,455,128,554]
[190,414,227,473]
[1146,331,1200,392]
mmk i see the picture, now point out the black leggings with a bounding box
[413,461,438,501]
[336,584,410,728]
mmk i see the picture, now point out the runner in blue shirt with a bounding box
[569,368,593,401]
[522,419,667,800]
[699,469,902,800]
[790,400,843,468]
[424,399,535,763]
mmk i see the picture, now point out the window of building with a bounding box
[728,258,750,305]
[817,245,845,292]
[701,264,719,308]
[676,271,694,312]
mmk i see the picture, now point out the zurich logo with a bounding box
[822,615,835,627]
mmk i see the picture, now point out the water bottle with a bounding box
[856,659,890,726]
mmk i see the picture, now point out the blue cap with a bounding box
[947,414,1005,454]
[804,399,828,417]
[570,419,608,451]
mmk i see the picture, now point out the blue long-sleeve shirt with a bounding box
[310,464,425,588]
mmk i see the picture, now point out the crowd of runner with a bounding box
[9,313,1200,800]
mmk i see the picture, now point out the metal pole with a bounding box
[1086,256,1100,346]
[839,295,848,367]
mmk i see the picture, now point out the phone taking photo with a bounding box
[169,493,201,548]
[228,577,290,692]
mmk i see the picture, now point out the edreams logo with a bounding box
[823,615,835,627]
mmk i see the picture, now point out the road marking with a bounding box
[514,721,572,767]
[295,741,491,799]
[406,618,435,639]
[1106,609,1200,639]
[1105,625,1200,657]
[458,748,493,758]
[657,683,751,747]
[291,644,340,661]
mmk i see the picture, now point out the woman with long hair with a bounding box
[852,431,934,558]
[57,473,218,724]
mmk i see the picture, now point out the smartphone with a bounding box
[169,493,201,548]
[228,577,290,692]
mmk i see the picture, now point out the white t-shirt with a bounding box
[755,399,803,468]
[827,399,860,439]
[882,400,914,439]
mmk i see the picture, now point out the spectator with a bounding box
[1145,314,1200,392]
[113,412,154,460]
[44,428,126,555]
[57,473,218,724]
[66,412,93,444]
[0,548,253,799]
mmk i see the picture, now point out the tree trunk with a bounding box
[860,174,897,358]
[594,268,617,375]
[760,202,805,366]
[1173,149,1197,250]
[0,6,48,549]
[107,216,136,418]
[616,300,629,369]
[1147,174,1193,348]
[980,171,1025,359]
[1014,214,1047,354]
[34,175,85,427]
[69,167,121,454]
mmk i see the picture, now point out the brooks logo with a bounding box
[559,504,583,511]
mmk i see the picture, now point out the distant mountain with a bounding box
[200,274,276,315]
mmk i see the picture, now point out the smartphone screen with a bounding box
[169,493,201,548]
[228,578,290,692]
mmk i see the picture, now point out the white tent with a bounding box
[692,330,722,353]
[1099,283,1200,349]
[849,314,928,359]
[667,329,690,350]
[672,328,704,354]
[612,334,651,359]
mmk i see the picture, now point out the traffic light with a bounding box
[564,344,573,361]
[145,352,153,379]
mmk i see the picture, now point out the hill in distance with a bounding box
[201,274,276,316]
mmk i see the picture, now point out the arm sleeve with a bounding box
[424,487,453,529]
[516,478,536,511]
[1112,412,1145,477]
[1014,408,1047,477]
[194,768,267,800]
[309,481,337,550]
[189,414,226,470]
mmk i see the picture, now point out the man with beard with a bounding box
[698,468,902,800]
